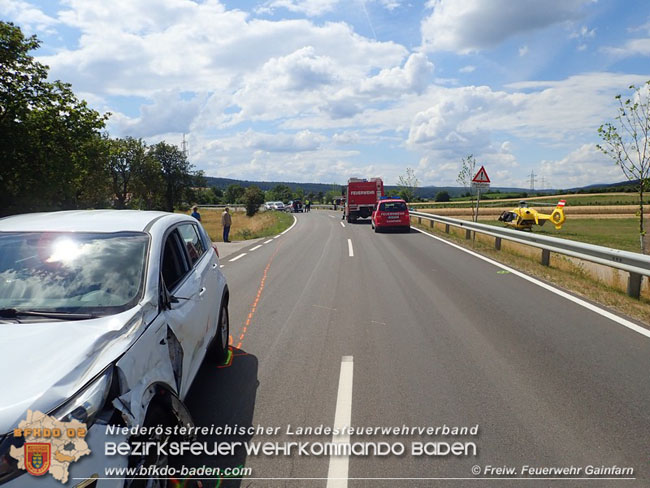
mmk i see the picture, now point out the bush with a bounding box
[435,191,451,202]
[243,186,265,216]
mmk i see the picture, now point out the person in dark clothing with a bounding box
[190,205,201,221]
[221,207,232,242]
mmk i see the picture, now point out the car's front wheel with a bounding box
[209,298,230,362]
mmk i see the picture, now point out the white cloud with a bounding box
[258,0,404,17]
[420,0,593,54]
[518,45,529,57]
[109,91,206,138]
[40,1,407,100]
[360,52,434,96]
[601,38,650,58]
[459,65,475,73]
[540,144,621,187]
[0,0,58,32]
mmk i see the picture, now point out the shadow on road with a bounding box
[172,348,259,488]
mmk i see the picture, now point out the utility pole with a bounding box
[181,134,189,158]
[528,170,537,191]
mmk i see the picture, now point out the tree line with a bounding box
[0,21,202,216]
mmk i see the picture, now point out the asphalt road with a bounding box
[182,210,650,487]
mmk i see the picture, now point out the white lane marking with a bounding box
[329,215,336,218]
[326,356,354,488]
[250,245,262,251]
[220,265,224,268]
[412,226,650,339]
[264,239,273,244]
[340,222,346,228]
[347,239,354,257]
[313,304,337,311]
[229,253,247,262]
[274,235,281,239]
[280,215,298,234]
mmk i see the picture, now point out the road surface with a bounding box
[181,210,650,487]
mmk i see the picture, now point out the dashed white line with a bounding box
[347,239,354,257]
[326,356,353,488]
[264,239,273,244]
[340,222,345,228]
[229,253,247,262]
[412,226,650,340]
[250,245,262,251]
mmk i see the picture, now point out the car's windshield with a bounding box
[379,202,407,211]
[0,232,149,315]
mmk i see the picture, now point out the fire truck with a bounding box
[344,177,384,222]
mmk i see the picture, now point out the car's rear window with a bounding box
[379,201,407,211]
[0,231,149,315]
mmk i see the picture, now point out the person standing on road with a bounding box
[305,200,310,212]
[190,205,201,221]
[221,207,232,242]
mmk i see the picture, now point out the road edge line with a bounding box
[411,226,650,339]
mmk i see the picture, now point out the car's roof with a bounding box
[0,210,191,233]
[380,198,406,202]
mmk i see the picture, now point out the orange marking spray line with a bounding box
[235,245,280,350]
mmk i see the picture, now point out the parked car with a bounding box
[0,210,229,487]
[371,197,410,232]
[286,200,303,213]
[264,201,275,210]
[273,201,285,211]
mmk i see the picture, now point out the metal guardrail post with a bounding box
[445,224,450,233]
[541,249,551,266]
[430,219,434,229]
[628,273,642,299]
[418,217,422,225]
[495,237,501,250]
[465,229,472,240]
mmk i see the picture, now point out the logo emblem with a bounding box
[25,443,51,476]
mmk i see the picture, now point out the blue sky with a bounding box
[2,0,650,187]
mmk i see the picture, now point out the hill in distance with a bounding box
[204,176,641,199]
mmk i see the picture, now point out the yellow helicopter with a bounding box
[497,200,566,231]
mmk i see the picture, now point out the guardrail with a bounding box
[410,211,650,299]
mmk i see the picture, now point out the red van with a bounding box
[371,197,410,233]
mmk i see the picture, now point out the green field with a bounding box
[479,218,643,252]
[415,193,649,209]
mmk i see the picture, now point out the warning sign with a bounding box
[472,166,490,184]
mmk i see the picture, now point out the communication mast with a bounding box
[181,134,189,158]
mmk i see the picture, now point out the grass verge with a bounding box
[191,209,294,242]
[478,218,642,253]
[411,219,650,325]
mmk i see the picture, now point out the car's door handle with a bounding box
[212,263,218,269]
[199,287,206,296]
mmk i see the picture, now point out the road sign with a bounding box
[471,165,490,191]
[472,166,490,184]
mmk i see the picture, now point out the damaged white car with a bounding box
[0,210,229,487]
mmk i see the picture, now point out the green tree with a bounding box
[397,167,419,202]
[0,21,108,215]
[435,190,450,202]
[268,184,293,202]
[224,184,245,204]
[211,187,223,203]
[107,137,150,209]
[457,155,478,221]
[149,141,194,211]
[597,81,650,254]
[243,185,265,216]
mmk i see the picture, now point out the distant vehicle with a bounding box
[273,201,285,211]
[286,200,303,213]
[371,197,410,232]
[0,210,229,486]
[344,177,384,223]
[264,201,275,210]
[498,200,567,231]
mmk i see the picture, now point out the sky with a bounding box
[2,0,650,188]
